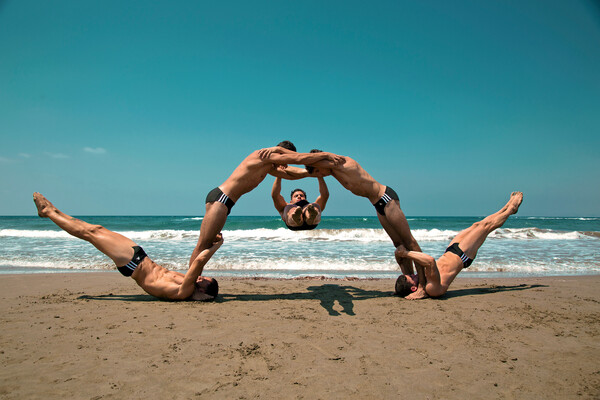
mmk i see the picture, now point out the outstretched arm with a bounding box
[396,246,435,269]
[178,234,224,299]
[269,165,312,180]
[271,177,288,213]
[315,177,329,211]
[258,147,345,167]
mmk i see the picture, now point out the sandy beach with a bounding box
[0,273,598,399]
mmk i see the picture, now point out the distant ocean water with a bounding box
[1,216,599,279]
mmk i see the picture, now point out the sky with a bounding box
[1,0,599,216]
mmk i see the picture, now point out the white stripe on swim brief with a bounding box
[218,193,229,204]
[124,261,137,271]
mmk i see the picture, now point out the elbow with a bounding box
[426,257,436,269]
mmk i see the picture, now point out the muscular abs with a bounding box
[132,258,185,299]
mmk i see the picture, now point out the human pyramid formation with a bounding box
[33,140,523,301]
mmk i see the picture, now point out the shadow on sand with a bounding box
[438,283,548,299]
[78,293,160,302]
[77,283,548,313]
[220,284,393,316]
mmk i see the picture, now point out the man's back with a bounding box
[220,151,274,201]
[329,157,382,202]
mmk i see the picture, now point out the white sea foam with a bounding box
[0,229,71,238]
[465,261,600,274]
[0,259,112,270]
[1,227,597,242]
[118,230,198,240]
[207,259,398,271]
[5,257,596,275]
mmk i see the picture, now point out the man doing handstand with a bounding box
[33,193,221,301]
[188,141,344,266]
[262,148,425,299]
[394,192,523,298]
[271,176,329,230]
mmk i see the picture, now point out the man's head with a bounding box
[277,141,296,152]
[290,189,307,202]
[394,274,418,297]
[191,276,219,301]
[305,149,331,176]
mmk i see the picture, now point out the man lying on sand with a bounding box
[33,193,222,301]
[260,147,425,299]
[271,175,329,231]
[394,192,524,299]
[188,141,344,266]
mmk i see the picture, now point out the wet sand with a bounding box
[0,273,598,399]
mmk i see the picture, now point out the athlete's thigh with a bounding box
[449,223,488,258]
[381,201,418,248]
[90,227,137,266]
[198,202,228,247]
[377,212,403,246]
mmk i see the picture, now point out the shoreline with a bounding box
[1,273,599,398]
[2,266,599,279]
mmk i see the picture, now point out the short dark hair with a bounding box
[291,189,307,199]
[277,141,296,152]
[305,149,322,174]
[394,275,413,297]
[205,278,219,298]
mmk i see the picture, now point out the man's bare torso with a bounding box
[132,258,184,299]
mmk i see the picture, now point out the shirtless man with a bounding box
[271,176,329,230]
[262,148,425,299]
[188,141,344,265]
[32,193,221,301]
[394,192,523,298]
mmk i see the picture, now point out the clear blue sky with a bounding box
[1,0,599,216]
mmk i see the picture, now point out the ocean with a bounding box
[1,215,598,279]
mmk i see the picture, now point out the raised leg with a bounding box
[33,193,136,266]
[379,201,428,299]
[189,201,228,266]
[378,201,422,273]
[303,203,321,225]
[451,192,523,258]
[287,206,303,227]
[379,201,422,253]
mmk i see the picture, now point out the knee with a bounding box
[81,224,103,240]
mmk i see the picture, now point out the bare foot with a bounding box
[508,191,523,215]
[304,204,320,225]
[32,192,54,218]
[404,287,429,300]
[290,206,303,225]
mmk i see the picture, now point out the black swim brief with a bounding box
[445,243,474,268]
[283,200,319,231]
[117,246,147,277]
[206,187,235,215]
[373,186,399,216]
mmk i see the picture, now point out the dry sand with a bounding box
[0,273,598,399]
